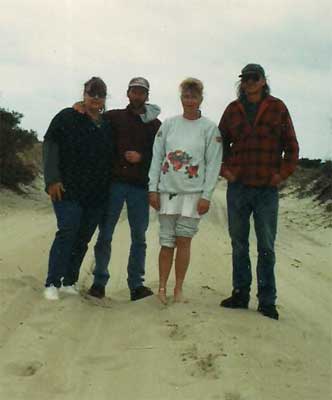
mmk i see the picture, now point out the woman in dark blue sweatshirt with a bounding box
[43,77,113,300]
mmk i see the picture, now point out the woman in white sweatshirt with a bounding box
[149,78,222,304]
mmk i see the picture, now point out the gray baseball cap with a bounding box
[239,64,266,78]
[128,77,150,91]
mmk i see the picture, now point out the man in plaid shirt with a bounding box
[219,64,299,320]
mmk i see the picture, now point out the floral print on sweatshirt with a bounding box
[161,150,199,178]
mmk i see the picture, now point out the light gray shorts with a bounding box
[159,214,200,248]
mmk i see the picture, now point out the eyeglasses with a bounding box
[85,90,106,99]
[241,73,261,83]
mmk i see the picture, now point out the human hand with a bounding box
[73,101,85,114]
[270,173,282,186]
[149,192,160,210]
[223,169,236,183]
[124,151,142,164]
[197,198,210,215]
[47,182,65,201]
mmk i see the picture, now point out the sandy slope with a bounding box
[0,181,331,400]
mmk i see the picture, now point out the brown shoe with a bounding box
[88,284,105,299]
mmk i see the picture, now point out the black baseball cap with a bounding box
[239,64,266,78]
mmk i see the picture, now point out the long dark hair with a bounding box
[236,80,271,100]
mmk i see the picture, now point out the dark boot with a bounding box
[220,288,250,309]
[88,284,105,299]
[258,304,279,320]
[130,286,153,301]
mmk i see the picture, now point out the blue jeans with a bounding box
[46,200,104,287]
[93,182,149,290]
[227,182,279,305]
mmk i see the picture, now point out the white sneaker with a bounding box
[60,283,79,295]
[44,284,59,300]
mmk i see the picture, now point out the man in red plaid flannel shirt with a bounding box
[219,64,299,320]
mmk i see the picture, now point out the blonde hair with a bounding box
[179,78,204,98]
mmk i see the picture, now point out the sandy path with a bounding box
[0,183,331,400]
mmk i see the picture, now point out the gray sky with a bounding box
[1,0,331,159]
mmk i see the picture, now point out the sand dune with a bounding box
[0,181,331,400]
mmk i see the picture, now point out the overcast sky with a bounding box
[1,0,331,159]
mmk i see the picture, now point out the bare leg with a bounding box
[158,246,174,304]
[174,236,192,302]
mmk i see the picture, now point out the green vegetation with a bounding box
[0,108,39,190]
[298,158,323,169]
[285,159,332,207]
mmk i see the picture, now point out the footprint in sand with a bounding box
[181,344,198,362]
[5,360,43,377]
[166,322,187,340]
[194,353,220,379]
[181,345,221,379]
[291,258,302,269]
[81,293,112,308]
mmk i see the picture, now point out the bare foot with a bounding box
[157,288,168,305]
[173,288,188,303]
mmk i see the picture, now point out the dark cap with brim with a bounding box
[239,64,266,78]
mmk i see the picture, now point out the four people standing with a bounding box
[43,66,299,320]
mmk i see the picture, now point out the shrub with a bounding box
[0,108,39,190]
[298,158,322,169]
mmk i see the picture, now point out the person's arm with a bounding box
[43,111,66,200]
[218,106,236,182]
[43,139,61,185]
[148,122,167,210]
[136,119,162,169]
[201,125,223,201]
[278,106,299,181]
[72,101,85,114]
